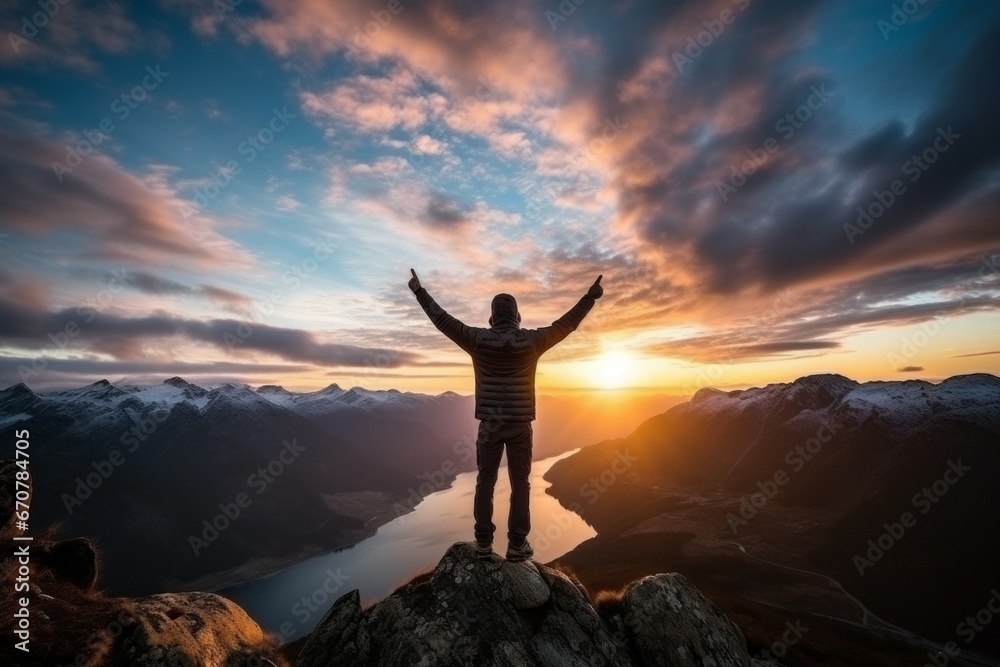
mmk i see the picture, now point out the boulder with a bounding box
[108,591,280,666]
[297,541,771,667]
[617,573,755,666]
[502,560,551,609]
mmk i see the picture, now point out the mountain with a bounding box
[544,373,1000,666]
[256,383,480,476]
[255,382,689,469]
[294,541,779,667]
[0,378,419,595]
[0,377,683,596]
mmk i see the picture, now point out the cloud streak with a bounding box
[0,129,251,268]
[0,292,421,370]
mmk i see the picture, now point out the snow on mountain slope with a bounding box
[0,412,30,428]
[0,377,465,428]
[683,373,999,435]
[547,372,1000,509]
[122,376,210,408]
[840,374,1000,430]
[255,382,460,417]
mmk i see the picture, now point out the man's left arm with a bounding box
[537,275,603,353]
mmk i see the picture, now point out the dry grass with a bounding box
[591,585,629,619]
[0,524,126,665]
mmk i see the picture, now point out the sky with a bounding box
[0,0,998,395]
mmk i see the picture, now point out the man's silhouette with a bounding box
[409,269,603,561]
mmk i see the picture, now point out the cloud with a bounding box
[641,251,1000,362]
[952,350,1000,358]
[264,1,579,172]
[0,129,251,267]
[898,366,924,372]
[610,5,1000,297]
[12,0,995,379]
[647,336,842,364]
[0,358,312,390]
[203,98,229,121]
[245,0,566,95]
[421,193,470,230]
[71,270,253,311]
[172,2,1000,369]
[0,292,422,368]
[301,67,443,132]
[736,341,841,354]
[275,195,302,211]
[648,289,999,364]
[411,134,446,155]
[0,1,145,72]
[325,371,467,379]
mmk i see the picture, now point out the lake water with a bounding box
[225,449,596,640]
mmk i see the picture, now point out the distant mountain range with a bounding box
[0,377,682,595]
[5,372,997,664]
[544,373,1000,666]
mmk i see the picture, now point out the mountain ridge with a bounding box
[544,372,1000,665]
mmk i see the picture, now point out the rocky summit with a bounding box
[296,542,775,667]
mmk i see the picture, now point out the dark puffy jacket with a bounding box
[413,288,595,422]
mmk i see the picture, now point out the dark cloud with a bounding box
[647,335,842,363]
[953,350,1000,359]
[0,1,143,72]
[0,358,311,391]
[583,1,1000,299]
[898,366,924,372]
[325,371,467,379]
[755,296,997,349]
[839,121,907,172]
[643,254,1000,363]
[0,295,421,368]
[120,271,196,295]
[73,270,252,310]
[703,20,1000,291]
[737,341,840,354]
[421,193,470,229]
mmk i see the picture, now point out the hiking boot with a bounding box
[505,540,534,562]
[475,542,494,560]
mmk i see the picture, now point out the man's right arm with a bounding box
[410,270,476,352]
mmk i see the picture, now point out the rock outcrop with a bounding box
[297,542,774,667]
[90,592,282,667]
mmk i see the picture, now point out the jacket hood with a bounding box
[490,293,521,327]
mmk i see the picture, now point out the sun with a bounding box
[594,351,635,389]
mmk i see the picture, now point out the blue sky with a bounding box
[1,0,998,392]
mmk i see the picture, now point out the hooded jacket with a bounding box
[413,288,595,422]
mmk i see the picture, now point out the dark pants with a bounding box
[473,420,532,546]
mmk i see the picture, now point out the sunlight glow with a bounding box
[594,351,637,389]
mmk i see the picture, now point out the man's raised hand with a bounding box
[408,268,422,293]
[587,274,603,299]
